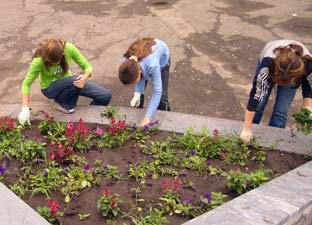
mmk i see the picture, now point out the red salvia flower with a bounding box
[47,199,61,216]
[161,180,170,193]
[103,187,110,196]
[172,177,182,193]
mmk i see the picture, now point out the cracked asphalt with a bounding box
[0,0,311,125]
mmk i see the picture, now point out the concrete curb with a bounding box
[1,103,312,225]
[0,183,50,225]
[1,103,311,155]
[182,161,312,225]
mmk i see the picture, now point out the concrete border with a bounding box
[1,103,312,225]
[0,183,50,225]
[1,103,311,155]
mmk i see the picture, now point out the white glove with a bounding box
[239,128,253,144]
[18,106,30,125]
[130,92,141,108]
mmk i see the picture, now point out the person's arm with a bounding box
[303,98,312,109]
[302,61,312,111]
[18,58,41,124]
[68,43,92,88]
[239,110,255,143]
[240,57,272,143]
[135,78,146,94]
[242,110,256,130]
[22,93,30,107]
[140,65,162,126]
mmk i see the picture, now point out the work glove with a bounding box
[18,106,30,125]
[130,92,141,108]
[239,128,253,144]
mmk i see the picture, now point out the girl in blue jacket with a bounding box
[118,37,170,127]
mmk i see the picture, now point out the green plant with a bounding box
[37,199,64,225]
[38,112,67,143]
[205,192,227,210]
[128,161,157,181]
[0,117,23,156]
[132,120,160,144]
[9,183,27,197]
[97,118,130,148]
[101,106,120,119]
[78,213,90,220]
[97,187,122,218]
[65,118,93,152]
[158,178,194,216]
[226,169,249,194]
[292,108,312,134]
[0,117,20,140]
[61,164,97,202]
[249,169,271,188]
[131,208,169,225]
[102,164,121,179]
[28,164,65,198]
[251,150,267,165]
[17,139,47,164]
[223,141,250,166]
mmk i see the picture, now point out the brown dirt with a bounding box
[2,120,310,225]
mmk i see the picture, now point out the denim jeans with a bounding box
[253,85,297,128]
[42,75,112,110]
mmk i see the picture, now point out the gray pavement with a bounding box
[0,0,311,124]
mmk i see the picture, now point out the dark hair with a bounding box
[118,36,156,85]
[118,60,140,85]
[270,44,312,86]
[33,39,68,75]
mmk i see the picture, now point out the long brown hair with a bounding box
[33,39,68,75]
[123,36,156,60]
[270,44,312,86]
[119,36,156,85]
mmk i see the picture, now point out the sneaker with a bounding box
[53,102,75,114]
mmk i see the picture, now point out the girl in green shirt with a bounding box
[18,38,111,124]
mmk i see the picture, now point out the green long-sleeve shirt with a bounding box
[21,43,92,94]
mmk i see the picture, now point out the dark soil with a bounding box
[2,120,311,225]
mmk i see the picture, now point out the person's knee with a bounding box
[97,91,112,105]
[269,111,287,128]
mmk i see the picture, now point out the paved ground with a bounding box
[0,0,311,125]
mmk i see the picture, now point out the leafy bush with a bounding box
[97,187,122,218]
[293,108,312,134]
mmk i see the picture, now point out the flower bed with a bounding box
[0,111,310,225]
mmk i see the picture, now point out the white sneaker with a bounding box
[53,102,75,114]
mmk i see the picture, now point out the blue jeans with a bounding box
[253,85,297,128]
[42,75,112,110]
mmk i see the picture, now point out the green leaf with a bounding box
[65,195,71,203]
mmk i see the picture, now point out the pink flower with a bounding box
[96,126,104,135]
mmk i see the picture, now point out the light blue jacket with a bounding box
[135,39,170,119]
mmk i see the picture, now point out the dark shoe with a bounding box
[157,100,170,111]
[138,94,145,108]
[53,102,75,114]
